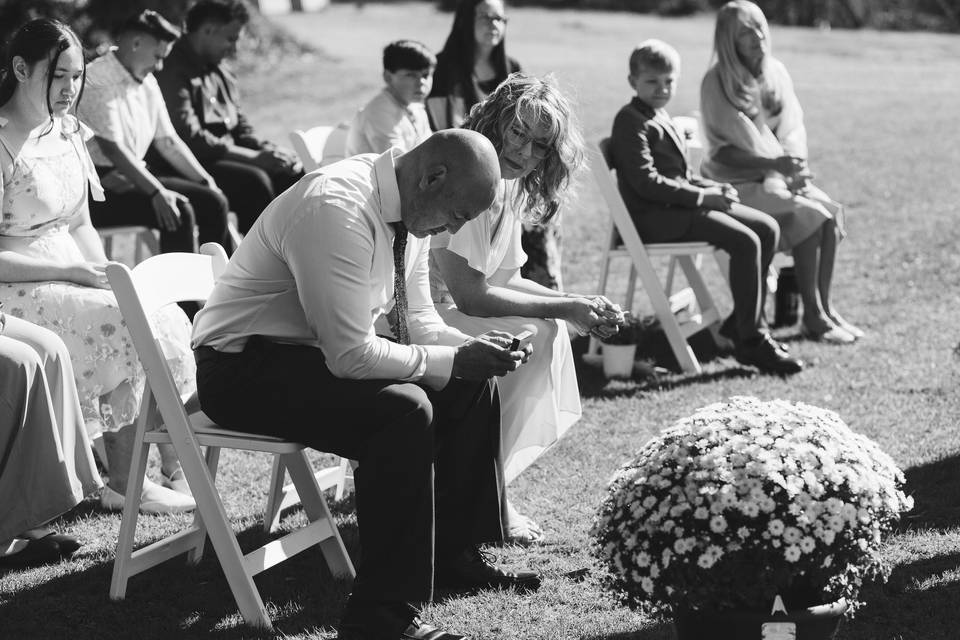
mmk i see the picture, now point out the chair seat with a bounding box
[142,410,308,454]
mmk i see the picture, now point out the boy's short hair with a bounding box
[119,9,181,42]
[383,40,436,73]
[629,39,681,76]
[185,0,250,33]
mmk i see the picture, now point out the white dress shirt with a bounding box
[191,151,470,389]
[345,89,431,156]
[78,50,177,168]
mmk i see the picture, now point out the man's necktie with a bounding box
[390,221,410,345]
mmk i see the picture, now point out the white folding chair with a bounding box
[106,243,355,631]
[99,225,160,266]
[589,138,723,374]
[289,122,350,172]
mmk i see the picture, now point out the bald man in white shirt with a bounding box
[193,129,539,640]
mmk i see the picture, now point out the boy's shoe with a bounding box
[337,601,469,640]
[735,334,803,375]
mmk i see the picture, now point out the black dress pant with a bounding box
[205,159,303,234]
[90,174,230,254]
[194,336,505,604]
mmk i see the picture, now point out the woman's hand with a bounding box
[151,189,187,232]
[564,296,623,336]
[66,261,111,289]
[771,155,805,178]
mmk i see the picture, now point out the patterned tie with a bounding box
[390,221,410,345]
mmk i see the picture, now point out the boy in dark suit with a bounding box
[610,39,801,374]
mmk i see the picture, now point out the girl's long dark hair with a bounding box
[0,18,86,129]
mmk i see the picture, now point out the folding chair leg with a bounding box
[172,428,273,629]
[186,446,221,565]
[333,457,351,501]
[109,436,150,600]
[283,451,355,579]
[263,455,287,534]
[677,255,720,327]
[625,264,638,312]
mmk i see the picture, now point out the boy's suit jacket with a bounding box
[610,97,715,243]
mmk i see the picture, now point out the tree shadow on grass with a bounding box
[834,552,960,640]
[578,622,675,640]
[898,454,960,531]
[0,513,360,640]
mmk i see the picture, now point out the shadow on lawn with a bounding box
[579,623,675,640]
[838,552,960,640]
[0,504,360,640]
[899,454,960,530]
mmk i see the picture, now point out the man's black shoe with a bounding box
[735,334,803,375]
[436,547,541,594]
[338,601,469,640]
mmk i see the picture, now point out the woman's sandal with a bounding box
[506,513,545,546]
[0,536,63,569]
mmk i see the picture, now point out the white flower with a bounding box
[783,527,802,544]
[709,515,728,533]
[800,537,816,553]
[694,507,710,520]
[784,545,801,562]
[697,552,717,568]
[768,519,785,536]
[641,577,654,594]
[636,551,651,567]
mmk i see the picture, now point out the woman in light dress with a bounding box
[700,0,862,343]
[430,74,621,543]
[0,315,102,568]
[0,19,194,513]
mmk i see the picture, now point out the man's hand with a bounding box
[253,149,294,174]
[452,330,527,380]
[150,189,188,232]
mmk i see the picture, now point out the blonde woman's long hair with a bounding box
[463,73,583,224]
[712,1,783,118]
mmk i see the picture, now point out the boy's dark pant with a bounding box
[194,336,505,604]
[90,174,230,254]
[680,204,779,342]
[205,160,303,234]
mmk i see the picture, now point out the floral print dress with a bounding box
[0,116,195,437]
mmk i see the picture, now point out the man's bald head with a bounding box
[396,129,501,238]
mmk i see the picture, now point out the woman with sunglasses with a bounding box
[430,74,621,545]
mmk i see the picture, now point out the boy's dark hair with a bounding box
[383,40,436,73]
[118,10,181,42]
[629,39,681,76]
[185,0,250,33]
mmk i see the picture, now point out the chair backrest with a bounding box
[289,122,350,172]
[592,138,657,265]
[105,243,228,434]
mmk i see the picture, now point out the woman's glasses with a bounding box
[503,123,552,159]
[475,12,508,25]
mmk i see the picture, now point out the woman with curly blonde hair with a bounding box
[430,73,621,544]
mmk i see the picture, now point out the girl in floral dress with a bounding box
[0,19,194,513]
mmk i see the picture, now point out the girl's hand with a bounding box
[67,262,110,289]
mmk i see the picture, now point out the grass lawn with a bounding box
[4,4,960,639]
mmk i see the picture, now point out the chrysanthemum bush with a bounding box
[590,397,913,616]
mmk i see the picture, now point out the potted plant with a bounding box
[590,397,913,640]
[599,313,652,379]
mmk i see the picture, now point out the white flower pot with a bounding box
[602,343,637,378]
